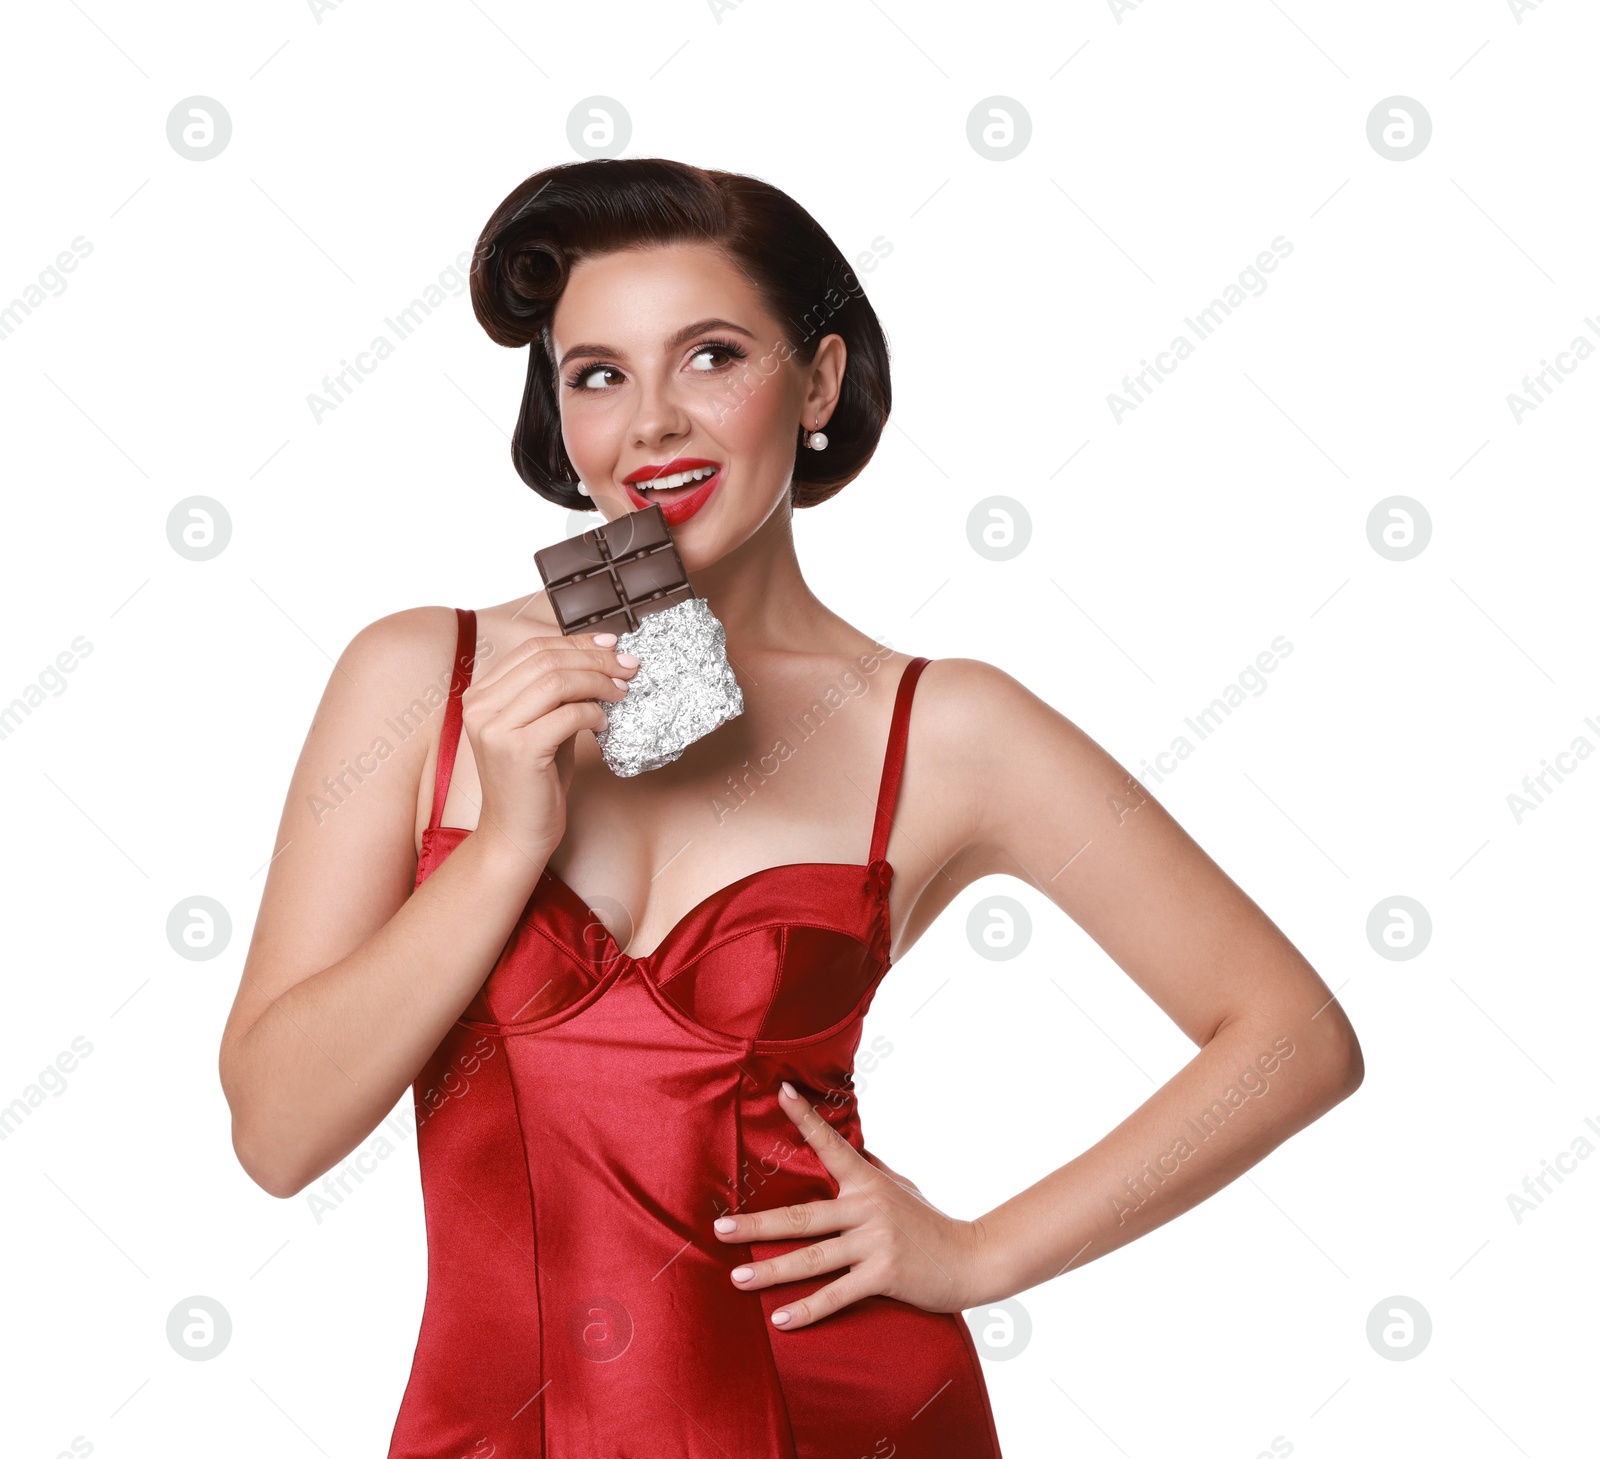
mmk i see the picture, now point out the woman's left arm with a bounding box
[938,656,1365,1305]
[719,657,1363,1326]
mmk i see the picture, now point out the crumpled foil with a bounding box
[596,596,744,777]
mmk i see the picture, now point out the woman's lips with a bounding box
[623,466,722,526]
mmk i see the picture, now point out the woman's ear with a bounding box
[804,333,849,425]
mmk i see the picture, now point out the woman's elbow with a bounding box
[229,1118,310,1200]
[219,1038,308,1198]
[1334,1023,1365,1098]
[1306,1007,1365,1105]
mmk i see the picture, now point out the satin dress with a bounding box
[388,607,1003,1458]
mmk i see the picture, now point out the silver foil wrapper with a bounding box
[595,596,744,777]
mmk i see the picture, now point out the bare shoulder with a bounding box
[909,654,1047,734]
[332,604,462,696]
[331,605,469,828]
[906,655,1115,883]
[908,654,1090,770]
[279,601,467,847]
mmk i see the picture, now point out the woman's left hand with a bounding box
[711,1080,990,1331]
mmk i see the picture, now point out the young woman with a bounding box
[219,157,1363,1458]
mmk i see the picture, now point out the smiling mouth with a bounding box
[626,463,719,503]
[623,463,723,522]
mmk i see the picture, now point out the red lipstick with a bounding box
[622,457,722,527]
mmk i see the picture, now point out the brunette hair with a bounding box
[469,157,892,512]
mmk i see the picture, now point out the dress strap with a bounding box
[428,607,479,833]
[868,656,930,865]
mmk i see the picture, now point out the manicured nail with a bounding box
[714,1217,737,1233]
[781,1080,797,1100]
[772,1310,791,1325]
[731,1266,753,1282]
[612,677,629,689]
[593,632,618,646]
[616,652,640,668]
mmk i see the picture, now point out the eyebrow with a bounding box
[556,318,758,370]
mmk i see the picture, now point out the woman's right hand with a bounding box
[460,630,638,862]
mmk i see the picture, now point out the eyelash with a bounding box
[563,337,748,392]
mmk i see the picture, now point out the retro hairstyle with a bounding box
[469,157,892,512]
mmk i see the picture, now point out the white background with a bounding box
[1,1,1595,1456]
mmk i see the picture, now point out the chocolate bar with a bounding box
[533,504,744,777]
[533,503,695,638]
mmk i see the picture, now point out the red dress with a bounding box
[388,607,1003,1458]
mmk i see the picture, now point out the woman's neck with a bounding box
[687,504,833,653]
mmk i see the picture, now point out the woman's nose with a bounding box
[628,377,691,447]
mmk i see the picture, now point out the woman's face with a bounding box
[548,243,843,570]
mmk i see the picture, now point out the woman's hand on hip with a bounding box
[711,1080,991,1330]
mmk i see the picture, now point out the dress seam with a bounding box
[498,1030,547,1458]
[740,1047,802,1452]
[950,1307,1005,1456]
[754,923,789,1039]
[745,1043,806,1452]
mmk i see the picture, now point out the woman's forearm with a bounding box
[220,831,547,1199]
[966,1006,1363,1307]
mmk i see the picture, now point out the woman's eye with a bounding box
[688,346,733,372]
[574,365,618,390]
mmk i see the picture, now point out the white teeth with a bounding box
[638,465,717,493]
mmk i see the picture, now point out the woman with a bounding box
[219,157,1364,1458]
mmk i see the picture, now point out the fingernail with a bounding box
[772,1310,791,1325]
[616,652,640,668]
[593,633,618,646]
[714,1217,737,1233]
[612,677,629,689]
[731,1266,753,1282]
[781,1080,797,1100]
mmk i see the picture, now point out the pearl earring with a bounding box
[806,418,829,452]
[574,478,590,497]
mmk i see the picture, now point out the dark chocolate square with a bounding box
[533,502,697,636]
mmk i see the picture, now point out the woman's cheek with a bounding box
[562,402,623,462]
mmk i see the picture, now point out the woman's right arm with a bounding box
[217,607,631,1198]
